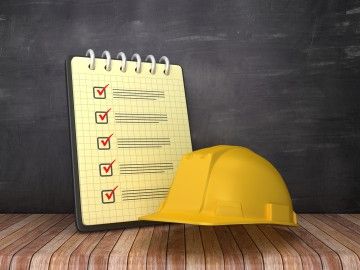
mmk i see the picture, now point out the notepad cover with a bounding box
[66,56,192,231]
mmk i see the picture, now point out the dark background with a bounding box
[0,0,359,213]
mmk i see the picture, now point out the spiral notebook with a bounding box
[66,49,192,231]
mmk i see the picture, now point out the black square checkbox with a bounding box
[99,163,113,177]
[95,111,108,124]
[93,86,106,99]
[97,137,111,150]
[101,190,115,204]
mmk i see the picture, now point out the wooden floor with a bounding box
[0,214,360,269]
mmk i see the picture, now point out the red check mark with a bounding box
[105,186,118,200]
[97,84,109,96]
[99,108,111,121]
[101,134,113,146]
[103,160,115,173]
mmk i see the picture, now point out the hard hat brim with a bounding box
[139,211,298,226]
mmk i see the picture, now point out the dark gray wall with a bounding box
[0,0,359,213]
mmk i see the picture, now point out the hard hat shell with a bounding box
[140,145,297,226]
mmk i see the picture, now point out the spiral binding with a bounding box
[85,49,170,75]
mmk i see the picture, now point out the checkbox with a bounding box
[99,163,113,177]
[101,189,115,204]
[97,135,112,150]
[95,111,108,124]
[93,86,107,99]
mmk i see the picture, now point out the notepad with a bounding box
[67,50,192,231]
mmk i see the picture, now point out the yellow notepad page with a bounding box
[68,56,192,228]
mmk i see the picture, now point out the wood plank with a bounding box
[0,214,49,248]
[127,226,154,270]
[303,214,360,267]
[0,214,6,224]
[274,226,322,270]
[0,214,41,241]
[0,215,30,232]
[108,227,139,270]
[167,224,186,270]
[0,214,23,227]
[49,230,89,270]
[30,222,77,270]
[1,214,360,269]
[308,214,360,246]
[214,226,244,270]
[68,231,106,270]
[0,214,63,269]
[88,230,124,270]
[200,226,224,269]
[298,215,359,270]
[288,222,342,270]
[321,214,360,244]
[258,225,302,270]
[147,225,169,270]
[229,226,263,270]
[244,225,283,270]
[10,214,73,270]
[340,214,360,227]
[185,225,205,270]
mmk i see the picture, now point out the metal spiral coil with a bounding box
[85,49,170,75]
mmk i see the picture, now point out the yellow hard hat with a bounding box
[140,145,297,226]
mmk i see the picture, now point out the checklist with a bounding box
[67,53,192,230]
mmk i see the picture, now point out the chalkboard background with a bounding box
[0,0,359,213]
